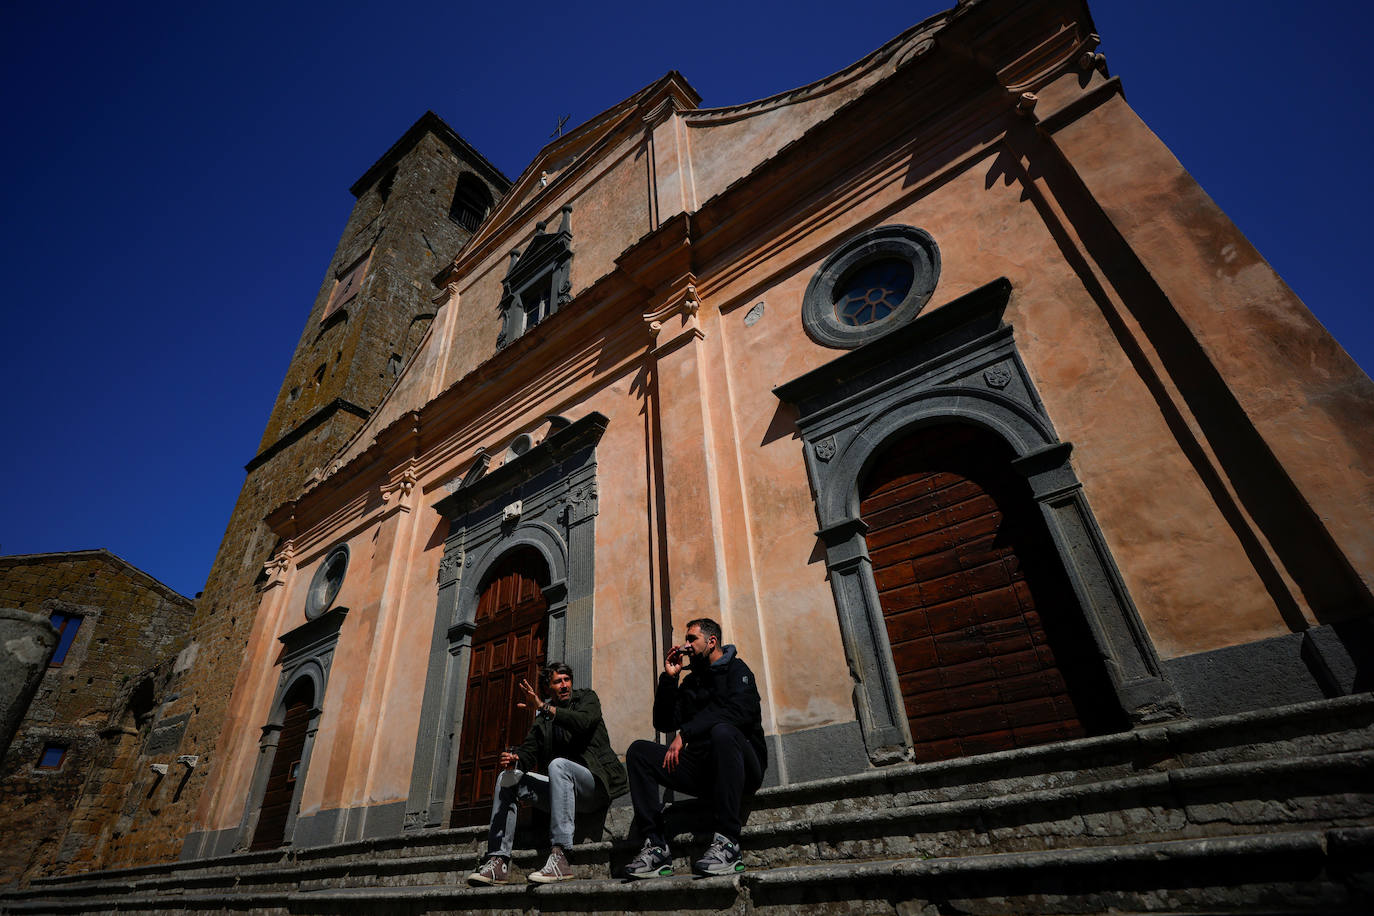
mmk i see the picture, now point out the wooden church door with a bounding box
[450,548,549,826]
[250,679,314,850]
[860,424,1116,763]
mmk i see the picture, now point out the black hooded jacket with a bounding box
[652,644,767,768]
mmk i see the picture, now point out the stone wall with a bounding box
[0,552,193,885]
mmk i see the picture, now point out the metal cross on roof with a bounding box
[551,114,571,139]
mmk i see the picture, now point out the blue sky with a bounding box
[2,1,1370,598]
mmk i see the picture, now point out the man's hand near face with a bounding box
[664,647,684,679]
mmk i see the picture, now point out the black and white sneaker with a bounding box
[693,833,744,876]
[624,840,674,879]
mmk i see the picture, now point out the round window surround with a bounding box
[305,545,349,620]
[801,225,940,348]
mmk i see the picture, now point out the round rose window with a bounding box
[801,225,940,348]
[833,259,916,327]
[304,545,348,619]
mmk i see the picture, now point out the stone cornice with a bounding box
[684,7,950,127]
[246,398,370,473]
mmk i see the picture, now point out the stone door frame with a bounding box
[234,605,346,850]
[404,413,605,831]
[775,279,1181,764]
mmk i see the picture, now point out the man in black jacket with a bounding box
[466,662,628,885]
[624,617,767,878]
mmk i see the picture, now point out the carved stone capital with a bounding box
[437,550,464,587]
[381,465,419,510]
[262,541,296,590]
[644,281,705,351]
[559,481,599,526]
[432,280,460,306]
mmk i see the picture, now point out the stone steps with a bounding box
[16,747,1369,897]
[4,694,1371,914]
[5,829,1371,914]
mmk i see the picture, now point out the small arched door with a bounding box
[860,423,1118,762]
[250,679,314,850]
[450,547,549,826]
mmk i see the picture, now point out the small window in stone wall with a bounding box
[48,612,82,666]
[322,251,371,324]
[450,174,492,232]
[801,225,940,349]
[37,744,67,769]
[378,165,398,203]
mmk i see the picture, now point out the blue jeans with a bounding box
[486,757,598,856]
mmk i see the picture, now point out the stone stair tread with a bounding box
[5,829,1368,914]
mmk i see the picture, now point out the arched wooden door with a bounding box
[860,424,1118,763]
[250,679,314,850]
[450,547,549,826]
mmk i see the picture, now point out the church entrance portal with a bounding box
[249,679,313,850]
[449,548,549,826]
[860,424,1116,763]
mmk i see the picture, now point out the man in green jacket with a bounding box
[466,662,628,885]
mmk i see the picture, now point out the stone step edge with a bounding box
[9,748,1371,903]
[753,747,1374,840]
[750,826,1374,886]
[20,693,1374,891]
[749,691,1374,811]
[7,828,1371,914]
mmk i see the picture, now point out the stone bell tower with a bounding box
[97,112,510,867]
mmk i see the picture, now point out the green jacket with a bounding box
[513,687,628,803]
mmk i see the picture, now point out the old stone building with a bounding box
[0,550,193,884]
[176,0,1372,852]
[4,0,1371,910]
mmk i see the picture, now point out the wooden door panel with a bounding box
[450,551,548,827]
[251,686,313,850]
[862,425,1114,763]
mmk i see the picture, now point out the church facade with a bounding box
[166,0,1371,859]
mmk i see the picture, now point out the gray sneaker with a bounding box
[693,833,744,876]
[624,839,673,879]
[466,855,509,886]
[528,845,574,883]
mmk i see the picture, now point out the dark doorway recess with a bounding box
[450,547,550,826]
[250,679,314,850]
[860,423,1120,763]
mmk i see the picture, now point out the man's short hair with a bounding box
[542,662,573,687]
[686,617,722,647]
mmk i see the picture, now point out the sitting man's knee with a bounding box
[708,722,744,744]
[627,739,659,760]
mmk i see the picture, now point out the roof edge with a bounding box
[0,548,194,605]
[350,111,512,198]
